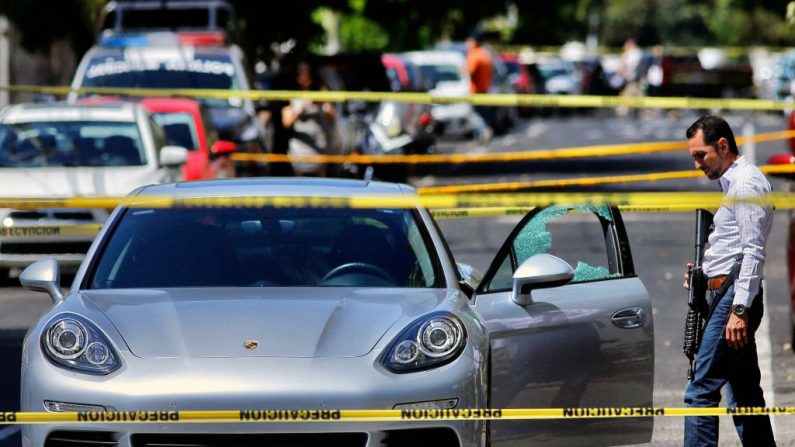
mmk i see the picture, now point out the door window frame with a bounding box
[476,205,636,294]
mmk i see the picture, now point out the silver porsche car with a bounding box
[19,178,654,447]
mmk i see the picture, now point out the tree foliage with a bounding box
[0,0,97,54]
[2,0,795,61]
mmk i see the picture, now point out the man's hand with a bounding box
[683,263,694,289]
[725,312,749,349]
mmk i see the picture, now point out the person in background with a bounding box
[281,61,338,176]
[465,32,494,144]
[617,38,643,117]
[682,115,775,447]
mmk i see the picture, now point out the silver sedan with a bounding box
[19,178,654,447]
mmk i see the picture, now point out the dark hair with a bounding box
[468,30,484,44]
[685,115,738,155]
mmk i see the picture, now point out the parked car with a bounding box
[0,101,187,281]
[403,50,480,139]
[140,98,237,180]
[500,52,536,117]
[655,50,754,98]
[499,52,533,95]
[95,0,238,40]
[20,177,654,446]
[69,30,270,176]
[434,42,518,135]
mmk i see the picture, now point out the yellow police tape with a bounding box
[3,84,795,110]
[1,192,795,212]
[233,130,795,165]
[1,407,795,424]
[0,224,102,238]
[417,164,795,194]
[430,204,705,219]
[495,44,790,57]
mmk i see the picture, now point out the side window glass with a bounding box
[489,255,514,291]
[485,205,621,292]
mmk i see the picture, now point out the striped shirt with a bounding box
[702,155,773,307]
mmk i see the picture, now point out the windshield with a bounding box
[152,112,198,150]
[90,207,442,289]
[417,64,462,88]
[538,64,572,78]
[0,121,146,167]
[82,53,239,108]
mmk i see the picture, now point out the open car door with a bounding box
[473,205,654,446]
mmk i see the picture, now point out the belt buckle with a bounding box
[708,275,726,291]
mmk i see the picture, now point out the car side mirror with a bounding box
[211,140,237,156]
[159,145,189,167]
[20,258,64,303]
[512,254,574,306]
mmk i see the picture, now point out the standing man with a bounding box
[683,115,775,446]
[465,32,493,144]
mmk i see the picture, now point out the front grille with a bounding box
[0,241,92,255]
[132,433,368,447]
[382,428,460,447]
[45,431,119,447]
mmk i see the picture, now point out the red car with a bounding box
[767,115,795,351]
[140,98,237,180]
[499,52,533,95]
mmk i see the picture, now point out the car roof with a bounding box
[136,178,416,199]
[403,50,465,66]
[0,102,139,123]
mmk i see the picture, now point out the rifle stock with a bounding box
[683,208,714,381]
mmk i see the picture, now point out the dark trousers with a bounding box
[684,285,775,446]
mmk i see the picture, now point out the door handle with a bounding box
[611,307,646,329]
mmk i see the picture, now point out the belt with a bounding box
[707,275,729,291]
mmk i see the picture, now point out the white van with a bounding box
[0,102,187,280]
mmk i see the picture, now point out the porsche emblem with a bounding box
[243,340,259,350]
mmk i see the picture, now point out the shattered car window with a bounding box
[513,205,620,283]
[486,205,621,291]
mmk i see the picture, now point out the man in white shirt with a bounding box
[682,115,775,446]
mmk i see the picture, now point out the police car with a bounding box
[69,30,269,176]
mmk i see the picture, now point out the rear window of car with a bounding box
[80,51,241,108]
[0,121,146,167]
[88,206,444,289]
[418,64,462,88]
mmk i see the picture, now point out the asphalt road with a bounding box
[2,110,795,446]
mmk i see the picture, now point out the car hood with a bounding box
[0,167,159,198]
[81,288,448,358]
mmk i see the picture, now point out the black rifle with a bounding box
[683,208,714,381]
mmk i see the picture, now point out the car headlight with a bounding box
[41,314,120,375]
[382,313,466,373]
